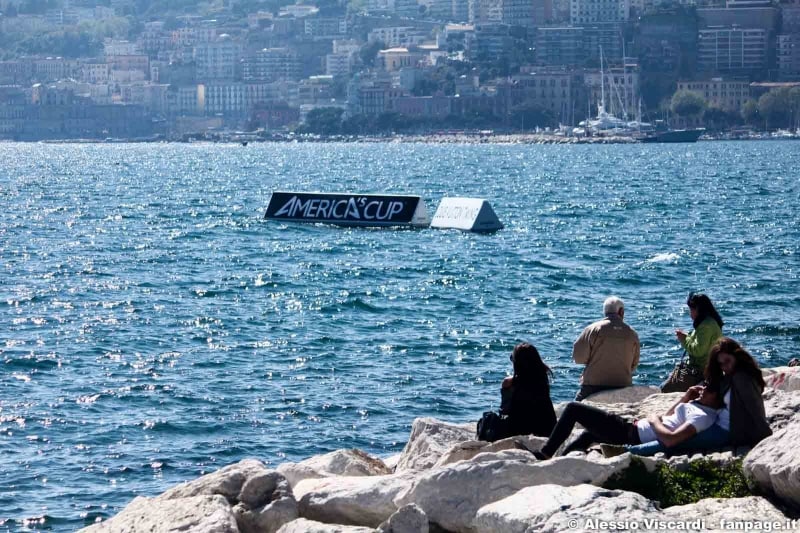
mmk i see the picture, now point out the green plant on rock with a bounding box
[603,457,751,508]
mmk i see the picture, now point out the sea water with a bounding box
[1,141,798,530]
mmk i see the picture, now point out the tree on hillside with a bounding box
[670,90,706,118]
[301,107,344,135]
[702,106,741,130]
[758,87,800,130]
[510,102,556,130]
[741,99,759,127]
[359,41,385,69]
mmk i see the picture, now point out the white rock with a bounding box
[472,484,656,533]
[763,389,800,431]
[583,386,660,404]
[294,472,416,528]
[662,496,790,532]
[158,459,270,501]
[277,449,391,488]
[743,412,800,510]
[468,449,538,464]
[473,485,793,533]
[157,459,297,533]
[762,367,800,392]
[80,495,239,533]
[394,417,476,472]
[377,503,429,533]
[275,518,374,533]
[394,455,630,532]
[434,436,547,467]
[383,453,402,471]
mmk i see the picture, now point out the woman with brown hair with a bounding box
[704,337,771,447]
[631,337,771,455]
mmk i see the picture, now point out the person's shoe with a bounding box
[532,450,550,461]
[600,444,627,458]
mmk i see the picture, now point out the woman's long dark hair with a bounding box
[512,343,553,383]
[687,293,724,329]
[705,337,765,391]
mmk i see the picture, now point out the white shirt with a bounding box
[636,402,719,444]
[716,390,731,431]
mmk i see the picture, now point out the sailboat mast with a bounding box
[600,46,605,114]
[622,38,628,121]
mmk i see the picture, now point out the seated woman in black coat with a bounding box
[498,343,557,438]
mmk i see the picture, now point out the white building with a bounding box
[778,34,800,78]
[326,53,356,77]
[278,4,319,17]
[570,0,629,24]
[104,39,139,56]
[676,78,750,111]
[698,27,767,72]
[194,35,241,81]
[469,0,503,24]
[304,17,348,39]
[119,82,169,112]
[368,27,430,47]
[242,48,302,82]
[81,62,110,84]
[334,39,361,55]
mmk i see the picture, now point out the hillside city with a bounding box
[0,0,798,140]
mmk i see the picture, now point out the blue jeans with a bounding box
[626,424,731,456]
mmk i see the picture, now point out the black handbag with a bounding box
[476,411,508,442]
[660,352,704,393]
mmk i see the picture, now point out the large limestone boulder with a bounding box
[277,449,391,488]
[433,435,547,467]
[763,366,800,392]
[395,418,476,472]
[743,412,800,510]
[394,455,630,532]
[661,496,790,531]
[763,389,800,431]
[159,459,272,501]
[157,459,297,533]
[472,485,792,533]
[275,518,374,532]
[377,503,429,533]
[472,484,656,533]
[294,472,416,528]
[80,495,239,533]
[584,386,660,405]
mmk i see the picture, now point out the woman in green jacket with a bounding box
[662,293,724,392]
[677,293,724,370]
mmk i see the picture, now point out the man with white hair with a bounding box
[573,296,640,401]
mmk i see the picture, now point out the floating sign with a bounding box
[430,197,503,232]
[265,191,430,227]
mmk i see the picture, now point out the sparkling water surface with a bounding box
[1,141,799,530]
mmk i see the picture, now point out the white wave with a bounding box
[646,252,681,264]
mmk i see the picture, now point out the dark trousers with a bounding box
[540,402,641,458]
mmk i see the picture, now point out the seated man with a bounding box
[532,382,722,460]
[573,296,640,401]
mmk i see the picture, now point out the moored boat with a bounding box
[639,128,705,143]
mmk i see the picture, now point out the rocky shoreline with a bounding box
[81,366,800,533]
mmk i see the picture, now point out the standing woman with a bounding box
[662,293,724,392]
[499,343,557,439]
